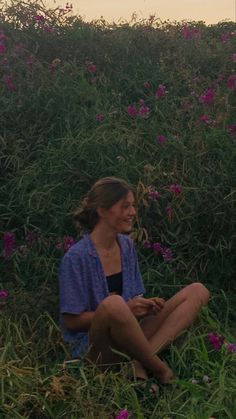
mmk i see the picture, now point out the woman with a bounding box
[59,177,209,385]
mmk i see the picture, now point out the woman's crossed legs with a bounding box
[87,283,210,383]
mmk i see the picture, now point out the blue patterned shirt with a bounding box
[59,233,146,357]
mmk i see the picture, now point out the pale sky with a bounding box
[46,0,236,24]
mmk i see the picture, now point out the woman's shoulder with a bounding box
[62,234,89,261]
[118,233,135,250]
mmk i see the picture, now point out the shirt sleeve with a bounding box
[59,252,88,315]
[132,241,146,297]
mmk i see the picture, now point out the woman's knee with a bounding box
[97,295,129,319]
[186,282,210,305]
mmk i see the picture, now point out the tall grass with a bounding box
[0,0,236,417]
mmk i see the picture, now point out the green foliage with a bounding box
[0,1,236,417]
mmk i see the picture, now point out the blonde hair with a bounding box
[74,177,135,232]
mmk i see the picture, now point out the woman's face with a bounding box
[99,191,136,233]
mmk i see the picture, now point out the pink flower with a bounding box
[143,81,151,89]
[3,75,16,92]
[153,242,163,254]
[227,74,236,90]
[208,332,224,351]
[86,61,97,74]
[127,104,137,117]
[170,183,182,195]
[139,98,145,105]
[226,343,236,353]
[96,114,105,122]
[115,409,129,419]
[192,28,201,39]
[183,25,192,39]
[3,232,16,259]
[199,114,211,125]
[161,246,173,262]
[0,290,8,298]
[221,32,230,43]
[228,124,236,136]
[139,105,150,118]
[143,241,152,249]
[155,84,166,98]
[34,14,45,23]
[148,186,160,200]
[232,53,236,62]
[0,43,7,54]
[56,236,76,252]
[199,89,216,105]
[157,134,167,144]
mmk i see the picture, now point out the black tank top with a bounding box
[106,271,123,295]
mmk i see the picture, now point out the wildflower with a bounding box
[161,246,173,262]
[56,236,76,252]
[34,14,45,23]
[127,104,137,117]
[44,24,54,33]
[95,114,105,122]
[155,84,166,98]
[232,53,236,62]
[26,231,39,246]
[0,290,8,298]
[1,57,10,67]
[153,242,163,254]
[0,43,7,54]
[192,28,201,39]
[143,81,151,88]
[139,98,145,105]
[191,378,198,384]
[227,74,236,90]
[139,105,150,118]
[170,183,182,195]
[226,343,236,353]
[228,124,236,136]
[147,186,160,200]
[221,32,230,43]
[143,241,153,249]
[157,134,167,144]
[115,409,129,419]
[86,61,97,74]
[183,25,192,39]
[3,232,16,259]
[202,375,210,383]
[208,332,224,351]
[199,88,215,105]
[199,114,211,125]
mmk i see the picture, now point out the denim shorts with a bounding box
[69,334,89,359]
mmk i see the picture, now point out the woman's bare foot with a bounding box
[154,361,174,384]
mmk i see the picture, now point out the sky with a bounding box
[45,0,236,24]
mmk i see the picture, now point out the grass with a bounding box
[0,0,236,417]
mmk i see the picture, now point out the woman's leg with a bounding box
[87,294,173,383]
[133,283,210,378]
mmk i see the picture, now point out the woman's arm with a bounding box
[63,311,95,332]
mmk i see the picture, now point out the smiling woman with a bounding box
[59,177,210,387]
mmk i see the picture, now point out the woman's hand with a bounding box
[127,297,165,319]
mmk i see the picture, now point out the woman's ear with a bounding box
[96,207,106,218]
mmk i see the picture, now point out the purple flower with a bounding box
[3,232,16,259]
[155,84,166,98]
[0,290,8,298]
[34,14,45,23]
[157,134,167,144]
[199,88,216,105]
[161,246,173,262]
[3,75,16,92]
[139,105,150,118]
[147,187,160,200]
[183,25,192,39]
[170,183,182,195]
[95,114,105,122]
[143,81,151,89]
[127,104,137,117]
[208,332,224,351]
[56,236,76,252]
[153,242,163,254]
[0,43,7,54]
[228,124,236,137]
[226,343,236,353]
[26,232,39,246]
[115,409,129,419]
[227,74,236,90]
[86,61,97,74]
[199,114,211,125]
[221,32,230,43]
[143,241,153,249]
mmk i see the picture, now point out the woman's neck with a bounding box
[90,224,118,251]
